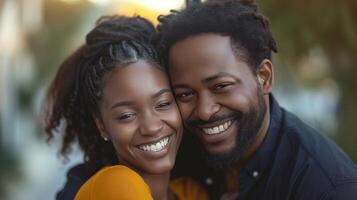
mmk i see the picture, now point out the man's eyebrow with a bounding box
[152,88,171,98]
[172,72,236,89]
[202,72,235,84]
[171,84,191,89]
[111,101,135,109]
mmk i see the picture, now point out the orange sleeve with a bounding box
[169,177,209,200]
[74,165,153,200]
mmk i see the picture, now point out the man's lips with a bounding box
[201,120,233,135]
[191,118,237,145]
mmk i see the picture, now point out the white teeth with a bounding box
[151,144,157,151]
[224,123,228,129]
[139,137,169,152]
[202,120,233,135]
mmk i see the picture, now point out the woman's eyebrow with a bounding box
[152,88,171,98]
[111,101,135,110]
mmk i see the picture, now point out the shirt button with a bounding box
[205,178,213,185]
[253,171,259,178]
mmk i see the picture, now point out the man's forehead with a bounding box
[168,35,234,69]
[169,34,231,56]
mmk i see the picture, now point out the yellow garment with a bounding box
[74,165,153,200]
[169,177,209,200]
[75,165,209,200]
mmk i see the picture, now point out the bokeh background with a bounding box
[0,0,356,199]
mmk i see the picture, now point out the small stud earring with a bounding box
[103,137,109,141]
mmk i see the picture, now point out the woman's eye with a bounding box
[156,101,172,110]
[118,113,136,121]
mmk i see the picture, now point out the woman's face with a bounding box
[96,60,182,175]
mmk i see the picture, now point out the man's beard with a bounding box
[187,89,267,170]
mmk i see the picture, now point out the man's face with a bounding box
[169,34,269,167]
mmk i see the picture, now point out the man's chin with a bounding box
[203,142,236,155]
[204,145,239,170]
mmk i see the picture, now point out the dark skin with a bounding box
[95,60,182,200]
[168,34,273,189]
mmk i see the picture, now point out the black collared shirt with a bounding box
[186,95,357,200]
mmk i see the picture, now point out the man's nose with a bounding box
[195,93,220,121]
[139,112,164,136]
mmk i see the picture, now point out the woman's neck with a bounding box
[141,172,171,200]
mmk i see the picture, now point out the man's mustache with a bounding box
[185,112,242,127]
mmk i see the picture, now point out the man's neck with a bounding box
[235,97,271,170]
[225,98,271,194]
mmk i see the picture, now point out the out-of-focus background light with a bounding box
[124,0,184,12]
[87,0,113,5]
[60,0,82,4]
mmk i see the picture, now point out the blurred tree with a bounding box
[28,1,93,86]
[27,0,94,141]
[259,0,357,161]
[0,144,20,200]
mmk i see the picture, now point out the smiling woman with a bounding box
[95,59,181,175]
[43,15,208,200]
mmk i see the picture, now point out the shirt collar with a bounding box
[240,95,283,179]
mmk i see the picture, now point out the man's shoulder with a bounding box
[264,106,357,199]
[277,108,357,190]
[56,163,92,200]
[66,163,91,180]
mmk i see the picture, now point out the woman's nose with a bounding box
[139,112,164,136]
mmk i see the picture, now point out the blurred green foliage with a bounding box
[0,146,20,200]
[259,0,357,161]
[29,0,93,86]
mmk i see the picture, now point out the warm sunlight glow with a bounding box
[88,0,113,5]
[60,0,82,4]
[115,0,184,25]
[124,0,184,12]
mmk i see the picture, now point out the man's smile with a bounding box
[201,120,233,135]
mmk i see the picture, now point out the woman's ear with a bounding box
[94,117,109,141]
[256,59,273,94]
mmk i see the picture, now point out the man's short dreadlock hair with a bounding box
[155,0,278,73]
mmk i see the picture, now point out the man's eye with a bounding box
[175,92,195,102]
[213,83,234,90]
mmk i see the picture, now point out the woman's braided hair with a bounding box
[43,15,160,173]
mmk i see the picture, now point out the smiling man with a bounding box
[54,1,357,200]
[169,33,269,166]
[156,0,357,199]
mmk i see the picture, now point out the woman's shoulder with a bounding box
[170,177,209,200]
[75,165,153,200]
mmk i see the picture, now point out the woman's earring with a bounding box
[103,137,109,141]
[258,76,265,85]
